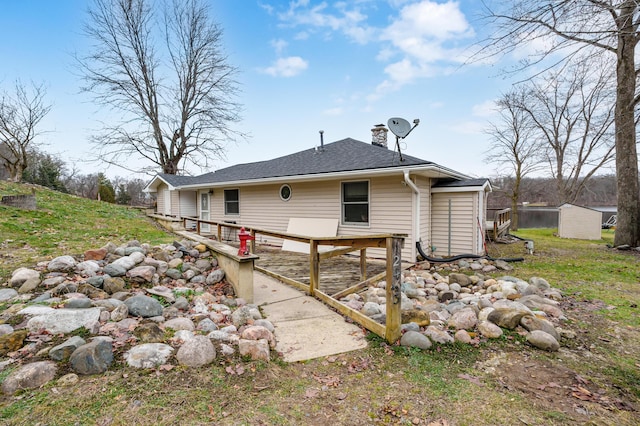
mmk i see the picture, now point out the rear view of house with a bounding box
[144,125,491,261]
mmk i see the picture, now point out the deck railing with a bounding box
[181,216,406,343]
[488,208,511,240]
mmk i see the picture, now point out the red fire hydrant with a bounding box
[237,227,254,256]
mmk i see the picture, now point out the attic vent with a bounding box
[371,124,388,148]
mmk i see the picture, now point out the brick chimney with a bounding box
[371,124,388,148]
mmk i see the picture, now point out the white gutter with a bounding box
[403,170,420,260]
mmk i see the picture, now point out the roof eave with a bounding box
[143,174,176,193]
[173,164,468,190]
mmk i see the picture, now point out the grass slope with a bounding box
[0,180,175,283]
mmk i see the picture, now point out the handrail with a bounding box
[179,215,406,343]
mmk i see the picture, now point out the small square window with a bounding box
[224,189,239,215]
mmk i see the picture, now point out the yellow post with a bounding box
[385,236,402,343]
[360,248,367,281]
[309,239,319,296]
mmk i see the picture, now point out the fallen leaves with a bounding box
[225,364,245,376]
[457,373,484,386]
[312,373,341,387]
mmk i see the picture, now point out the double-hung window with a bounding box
[342,181,369,224]
[224,189,239,215]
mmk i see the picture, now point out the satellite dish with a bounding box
[388,117,412,138]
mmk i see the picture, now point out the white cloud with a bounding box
[261,56,309,77]
[383,1,473,43]
[323,107,343,116]
[472,99,497,117]
[271,39,288,55]
[367,1,476,98]
[276,1,374,44]
[451,120,486,135]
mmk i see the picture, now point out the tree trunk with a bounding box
[613,6,640,247]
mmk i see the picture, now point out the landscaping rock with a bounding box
[27,308,102,334]
[0,330,28,356]
[47,255,77,272]
[50,336,87,361]
[125,343,174,368]
[1,361,57,395]
[400,331,432,350]
[69,338,114,375]
[0,288,18,301]
[18,277,41,294]
[176,335,215,367]
[133,323,164,343]
[9,268,40,288]
[163,317,195,331]
[238,338,270,361]
[124,295,164,318]
[526,330,560,352]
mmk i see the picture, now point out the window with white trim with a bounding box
[342,181,369,224]
[224,189,239,215]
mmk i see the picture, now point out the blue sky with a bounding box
[0,0,521,180]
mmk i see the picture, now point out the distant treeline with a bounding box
[488,175,617,209]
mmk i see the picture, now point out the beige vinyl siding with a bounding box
[207,175,415,260]
[170,190,180,217]
[431,192,477,256]
[339,176,414,260]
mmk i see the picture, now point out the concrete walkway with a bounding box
[253,271,368,363]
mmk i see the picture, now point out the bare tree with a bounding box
[479,0,640,246]
[485,87,541,229]
[518,63,615,205]
[78,0,242,175]
[0,81,51,182]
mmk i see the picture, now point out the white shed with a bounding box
[558,203,602,240]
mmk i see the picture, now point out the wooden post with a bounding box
[360,248,367,281]
[217,224,222,242]
[384,236,402,343]
[196,220,201,234]
[309,239,319,296]
[250,229,256,253]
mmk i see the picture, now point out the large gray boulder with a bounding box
[47,255,77,272]
[400,331,432,350]
[124,295,164,318]
[176,335,216,367]
[69,339,114,375]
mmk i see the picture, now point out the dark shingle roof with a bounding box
[162,138,434,186]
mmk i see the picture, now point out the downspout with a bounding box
[403,170,420,261]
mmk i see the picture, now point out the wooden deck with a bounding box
[249,244,388,297]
